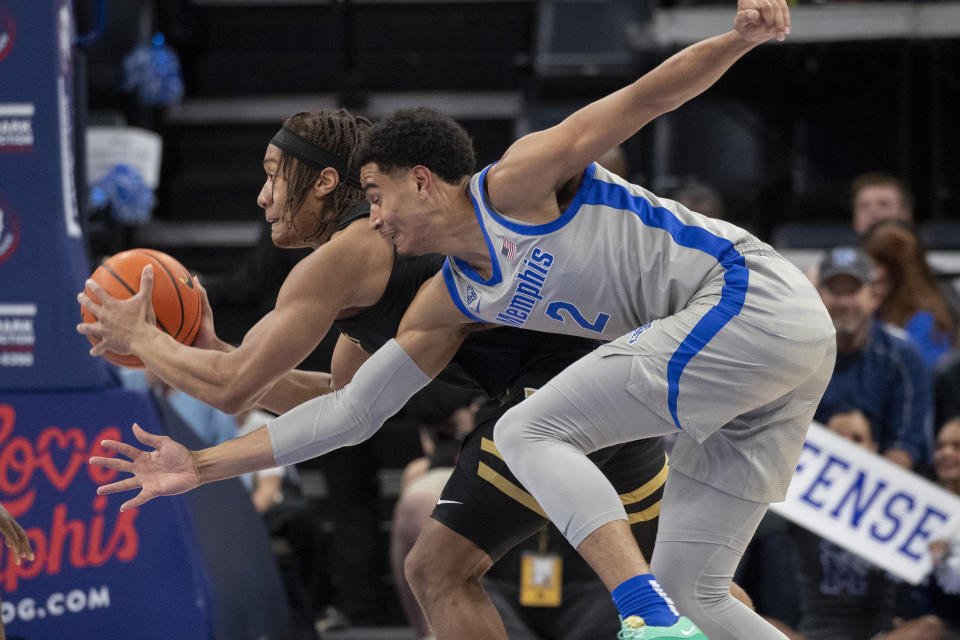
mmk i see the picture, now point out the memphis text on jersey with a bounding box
[495,248,554,327]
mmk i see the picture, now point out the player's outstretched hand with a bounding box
[89,423,200,512]
[735,0,790,43]
[0,504,33,566]
[77,264,157,356]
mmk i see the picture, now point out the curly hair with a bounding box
[356,107,476,183]
[277,109,371,243]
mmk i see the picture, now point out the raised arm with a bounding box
[78,223,393,414]
[90,272,472,509]
[488,0,790,211]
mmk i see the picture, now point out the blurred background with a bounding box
[3,0,960,638]
[73,0,960,269]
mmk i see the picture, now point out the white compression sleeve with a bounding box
[267,339,431,466]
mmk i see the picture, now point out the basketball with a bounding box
[80,248,203,368]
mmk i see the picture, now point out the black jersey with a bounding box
[333,251,445,357]
[331,206,602,398]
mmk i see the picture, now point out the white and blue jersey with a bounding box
[444,162,834,464]
[443,162,763,343]
[437,162,836,575]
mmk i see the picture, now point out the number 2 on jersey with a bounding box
[545,301,610,334]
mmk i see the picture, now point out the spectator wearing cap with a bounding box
[813,246,934,470]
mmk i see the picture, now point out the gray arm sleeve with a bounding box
[266,339,431,466]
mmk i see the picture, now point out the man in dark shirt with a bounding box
[813,247,933,470]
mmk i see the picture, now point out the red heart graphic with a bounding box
[36,427,88,491]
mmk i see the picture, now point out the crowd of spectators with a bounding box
[734,171,960,640]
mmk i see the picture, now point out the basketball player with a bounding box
[78,112,674,638]
[88,2,825,638]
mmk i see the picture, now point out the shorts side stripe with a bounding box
[481,437,663,521]
[477,461,547,517]
[481,436,503,459]
[619,457,668,506]
[627,501,661,524]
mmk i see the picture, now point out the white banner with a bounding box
[770,422,960,584]
[86,126,163,189]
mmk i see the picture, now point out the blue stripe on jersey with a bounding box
[477,163,597,236]
[442,257,486,322]
[454,180,504,286]
[587,180,749,431]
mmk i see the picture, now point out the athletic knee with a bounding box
[404,534,485,602]
[492,411,525,462]
[493,403,559,460]
[652,558,731,619]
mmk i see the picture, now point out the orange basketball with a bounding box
[80,248,202,368]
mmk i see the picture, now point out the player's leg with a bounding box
[406,402,667,640]
[493,351,674,577]
[494,353,688,633]
[406,518,506,639]
[404,411,543,640]
[392,467,454,640]
[494,309,835,636]
[651,471,789,640]
[650,338,834,640]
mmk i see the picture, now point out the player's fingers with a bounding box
[772,0,787,40]
[120,490,152,512]
[758,0,777,32]
[96,439,144,459]
[77,291,103,317]
[13,525,33,562]
[733,8,761,36]
[782,0,791,35]
[7,538,24,565]
[75,321,100,336]
[88,455,134,473]
[132,423,164,448]
[97,476,142,496]
[84,278,113,303]
[195,277,213,314]
[139,264,154,297]
[742,8,760,24]
[5,522,26,555]
[90,341,109,357]
[194,275,210,304]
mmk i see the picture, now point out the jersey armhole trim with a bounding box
[478,162,597,236]
[442,258,486,323]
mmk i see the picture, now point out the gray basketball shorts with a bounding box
[595,251,837,503]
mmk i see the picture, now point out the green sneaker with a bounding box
[617,615,708,639]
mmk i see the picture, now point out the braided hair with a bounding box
[276,109,371,243]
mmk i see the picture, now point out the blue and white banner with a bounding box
[771,422,960,584]
[0,0,112,391]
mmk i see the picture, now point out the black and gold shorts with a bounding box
[431,384,668,562]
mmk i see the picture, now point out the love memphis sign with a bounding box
[771,422,960,585]
[0,390,214,640]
